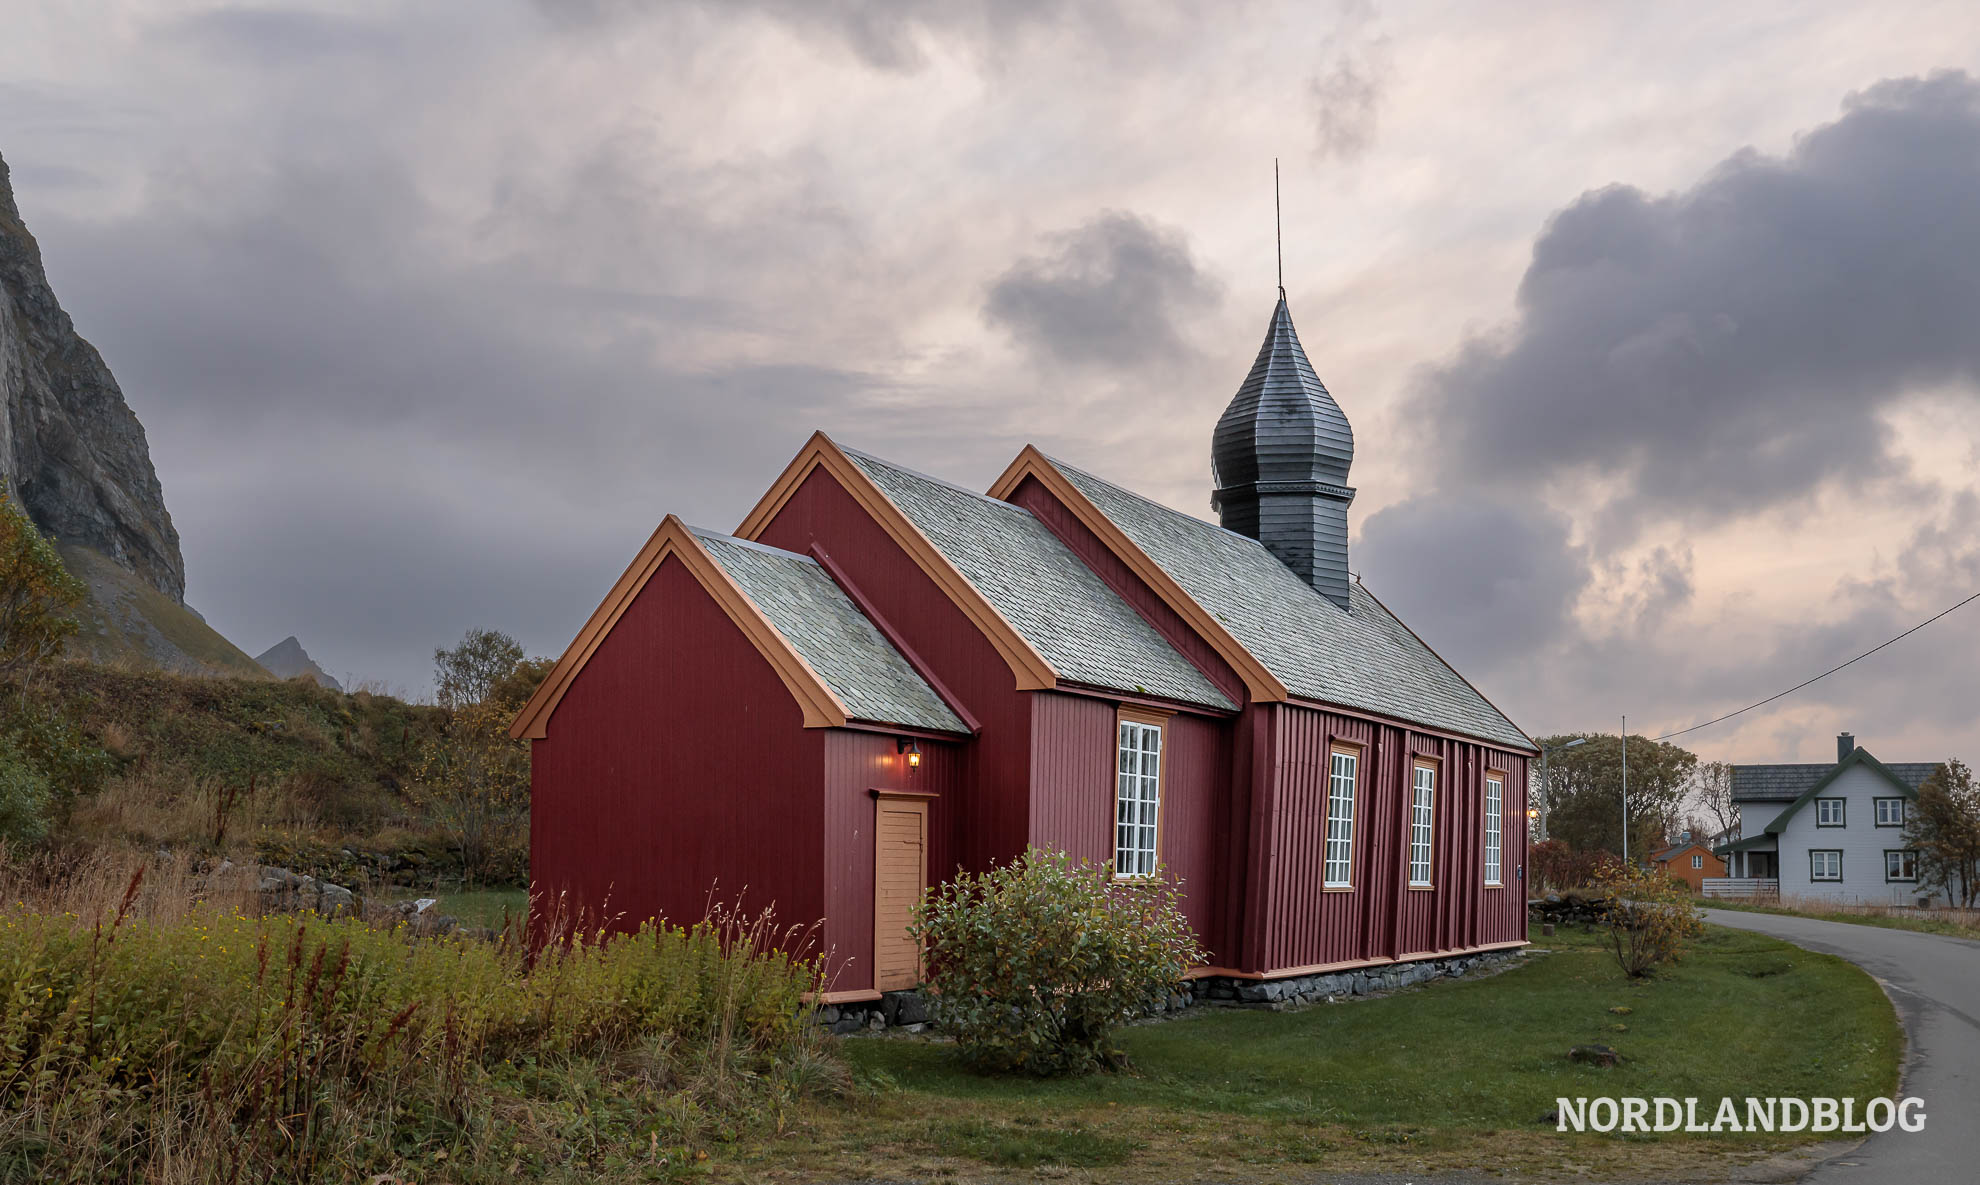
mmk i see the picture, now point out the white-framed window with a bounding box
[1324,748,1357,888]
[1810,849,1842,881]
[1483,774,1503,885]
[1692,854,1703,869]
[1409,761,1436,887]
[1815,798,1845,827]
[1885,850,1918,882]
[1875,798,1907,828]
[1114,718,1162,878]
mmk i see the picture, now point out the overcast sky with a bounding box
[4,1,1977,763]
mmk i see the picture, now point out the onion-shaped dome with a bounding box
[1212,294,1353,492]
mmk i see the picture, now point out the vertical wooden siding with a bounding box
[531,556,825,939]
[1026,691,1234,964]
[821,729,961,993]
[1254,704,1529,973]
[755,466,1032,873]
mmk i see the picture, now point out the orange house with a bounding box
[1652,839,1727,892]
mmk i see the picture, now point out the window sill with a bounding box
[1484,881,1504,889]
[1407,884,1434,891]
[1323,884,1353,892]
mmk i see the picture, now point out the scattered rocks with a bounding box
[1570,1043,1622,1067]
[254,864,360,917]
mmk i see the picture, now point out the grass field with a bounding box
[735,923,1901,1182]
[1703,896,1980,940]
[385,885,530,930]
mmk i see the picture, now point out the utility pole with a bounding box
[1621,714,1630,866]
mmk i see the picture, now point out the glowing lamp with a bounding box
[898,739,922,768]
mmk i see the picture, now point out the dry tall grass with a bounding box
[0,848,839,1184]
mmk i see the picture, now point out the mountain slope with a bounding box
[1,149,259,675]
[255,635,342,690]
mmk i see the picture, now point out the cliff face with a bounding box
[0,150,186,603]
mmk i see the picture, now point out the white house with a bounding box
[1713,733,1944,905]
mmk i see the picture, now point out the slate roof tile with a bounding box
[1731,760,1939,802]
[1050,459,1532,750]
[842,449,1236,712]
[692,529,968,734]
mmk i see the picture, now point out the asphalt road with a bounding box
[1701,908,1980,1184]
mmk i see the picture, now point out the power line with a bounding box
[1652,589,1980,742]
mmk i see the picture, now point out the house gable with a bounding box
[511,515,854,739]
[1761,748,1922,835]
[735,431,1057,692]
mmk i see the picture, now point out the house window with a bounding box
[1692,854,1703,869]
[1483,774,1503,886]
[1324,747,1357,888]
[1815,798,1845,827]
[1875,798,1907,828]
[1409,760,1436,887]
[1885,850,1918,882]
[1114,718,1162,878]
[1809,850,1842,881]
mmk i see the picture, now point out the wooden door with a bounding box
[873,797,929,991]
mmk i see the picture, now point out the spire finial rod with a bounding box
[1274,157,1284,297]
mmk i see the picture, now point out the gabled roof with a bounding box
[1732,758,1940,803]
[841,448,1235,712]
[1757,749,1937,835]
[510,515,966,740]
[992,450,1533,751]
[1652,841,1714,862]
[691,530,967,734]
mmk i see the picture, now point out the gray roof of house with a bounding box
[1731,760,1940,802]
[692,529,968,734]
[843,449,1236,712]
[1050,460,1533,751]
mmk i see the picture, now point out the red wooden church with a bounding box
[515,292,1537,1003]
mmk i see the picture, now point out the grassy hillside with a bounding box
[57,542,269,677]
[22,661,487,886]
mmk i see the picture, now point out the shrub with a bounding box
[0,861,831,1182]
[0,750,50,845]
[1589,862,1704,978]
[1530,839,1619,891]
[911,847,1204,1076]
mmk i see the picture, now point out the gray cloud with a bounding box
[985,212,1220,370]
[1356,493,1589,672]
[161,8,398,62]
[1310,1,1387,162]
[537,0,1179,72]
[1410,70,1980,537]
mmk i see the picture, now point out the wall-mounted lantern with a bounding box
[897,738,921,769]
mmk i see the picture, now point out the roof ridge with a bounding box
[839,444,1032,516]
[688,525,820,564]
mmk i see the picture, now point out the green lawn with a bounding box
[742,924,1901,1182]
[1703,896,1980,940]
[386,886,529,931]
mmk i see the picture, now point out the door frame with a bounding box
[871,790,935,991]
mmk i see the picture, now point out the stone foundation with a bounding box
[1193,948,1523,1009]
[814,948,1523,1032]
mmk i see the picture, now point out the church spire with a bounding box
[1210,294,1356,609]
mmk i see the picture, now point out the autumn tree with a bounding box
[408,631,549,883]
[1535,733,1698,861]
[1690,760,1738,840]
[1904,760,1980,908]
[432,627,527,710]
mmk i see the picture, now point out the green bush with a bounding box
[0,749,50,845]
[911,847,1204,1076]
[0,896,829,1181]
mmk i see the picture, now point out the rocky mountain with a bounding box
[1,149,262,677]
[254,636,342,691]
